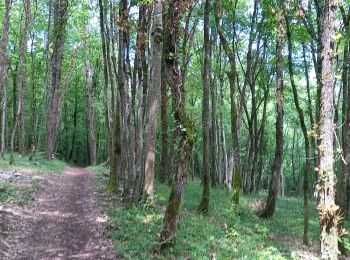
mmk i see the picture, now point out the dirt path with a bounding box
[1,167,117,260]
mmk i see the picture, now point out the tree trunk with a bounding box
[336,7,350,221]
[285,12,310,245]
[85,60,97,165]
[317,0,338,258]
[159,67,169,183]
[143,0,163,202]
[69,81,78,161]
[17,0,31,155]
[261,8,285,219]
[198,0,211,214]
[213,0,241,207]
[160,0,194,249]
[132,4,148,202]
[0,0,12,158]
[45,0,68,160]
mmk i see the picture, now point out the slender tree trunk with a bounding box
[69,82,78,161]
[17,0,31,155]
[160,0,194,249]
[336,8,350,220]
[0,0,12,158]
[255,88,268,192]
[45,0,68,160]
[132,4,148,202]
[317,0,338,258]
[85,60,97,165]
[159,67,169,183]
[98,0,111,155]
[10,0,31,163]
[114,0,128,193]
[198,0,211,214]
[213,0,241,207]
[261,8,285,218]
[285,12,310,245]
[143,0,163,202]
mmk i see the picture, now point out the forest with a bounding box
[0,0,349,259]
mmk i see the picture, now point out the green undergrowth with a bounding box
[0,153,67,206]
[94,168,350,259]
[0,153,67,174]
[0,180,40,206]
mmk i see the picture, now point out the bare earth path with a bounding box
[2,167,117,260]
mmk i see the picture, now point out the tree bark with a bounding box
[261,8,285,219]
[45,0,68,160]
[285,12,310,245]
[0,0,12,158]
[143,0,163,202]
[159,67,169,183]
[85,60,97,165]
[160,0,194,249]
[316,0,338,258]
[213,0,241,207]
[132,4,148,202]
[198,0,211,214]
[17,0,31,155]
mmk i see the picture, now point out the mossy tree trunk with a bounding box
[160,0,194,249]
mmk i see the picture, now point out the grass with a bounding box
[0,153,67,206]
[0,180,41,206]
[0,153,67,174]
[96,173,350,260]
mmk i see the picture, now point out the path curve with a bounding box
[2,167,117,260]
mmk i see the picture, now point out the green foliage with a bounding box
[0,180,40,206]
[0,153,67,174]
[101,177,348,259]
[0,183,17,204]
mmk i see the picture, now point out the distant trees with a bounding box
[0,0,349,256]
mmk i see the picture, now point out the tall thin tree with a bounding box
[197,0,211,214]
[260,6,285,218]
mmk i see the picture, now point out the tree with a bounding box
[213,0,241,207]
[316,0,338,258]
[0,0,13,158]
[10,0,32,164]
[285,8,310,245]
[45,0,69,160]
[85,60,97,165]
[160,0,194,249]
[197,0,211,214]
[143,0,163,202]
[260,6,285,219]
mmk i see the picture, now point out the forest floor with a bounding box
[1,158,350,259]
[91,165,350,260]
[0,162,117,260]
